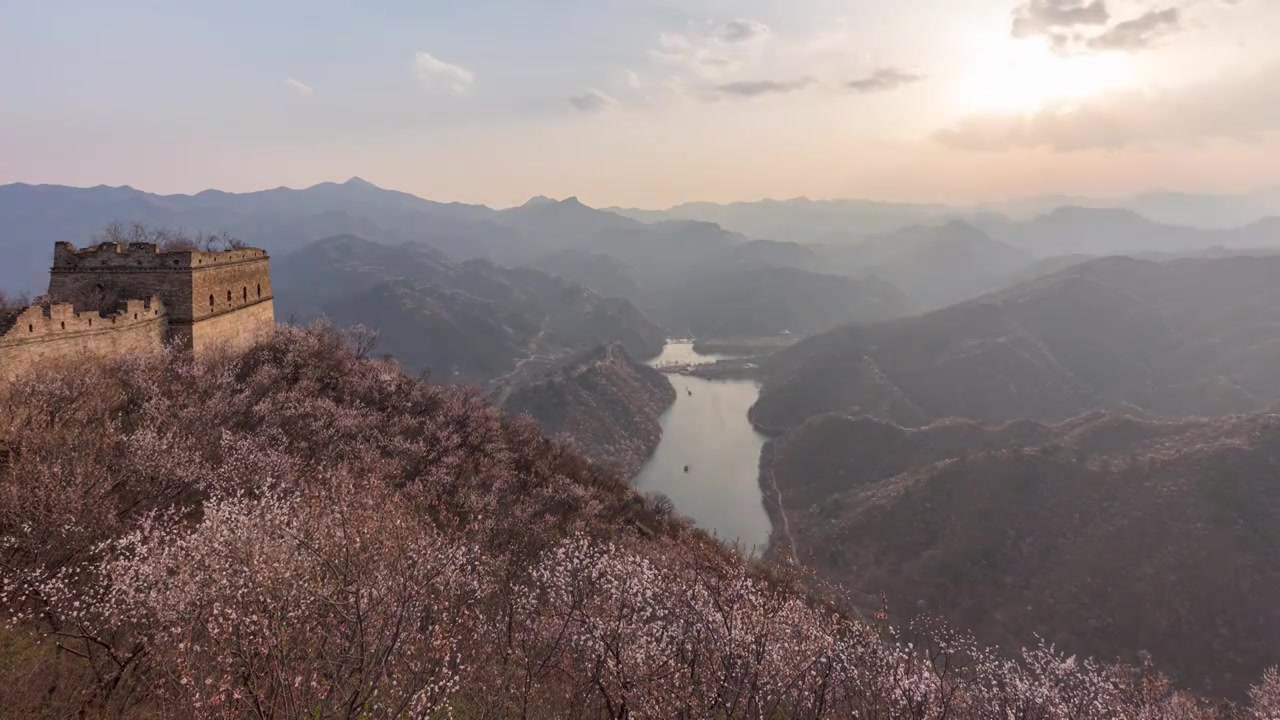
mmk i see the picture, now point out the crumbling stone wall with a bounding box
[0,298,166,383]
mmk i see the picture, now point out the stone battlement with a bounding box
[0,240,276,383]
[1,297,164,345]
[52,242,270,271]
[0,297,167,382]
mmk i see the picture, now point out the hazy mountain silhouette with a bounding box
[752,254,1280,433]
[819,221,1034,310]
[609,197,955,244]
[611,190,1280,242]
[521,250,649,305]
[0,178,514,293]
[273,235,666,384]
[9,180,1278,336]
[652,266,909,339]
[0,182,761,309]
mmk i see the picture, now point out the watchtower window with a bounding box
[60,321,65,330]
[28,324,33,333]
[209,294,214,308]
[133,313,138,320]
[243,287,248,301]
[227,290,232,302]
[257,283,261,298]
[88,319,92,327]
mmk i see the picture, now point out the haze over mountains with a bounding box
[8,175,1280,708]
[749,250,1280,697]
[753,254,1280,432]
[272,234,665,384]
[6,178,1280,326]
[611,189,1280,243]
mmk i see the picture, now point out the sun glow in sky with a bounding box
[0,0,1277,205]
[957,37,1137,114]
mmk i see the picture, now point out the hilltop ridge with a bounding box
[3,324,1279,716]
[764,409,1280,697]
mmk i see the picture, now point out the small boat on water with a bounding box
[687,388,693,396]
[683,465,690,473]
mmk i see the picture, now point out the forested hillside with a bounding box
[3,325,1276,717]
[764,410,1280,698]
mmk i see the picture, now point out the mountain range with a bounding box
[272,234,666,384]
[7,180,1280,324]
[610,188,1280,242]
[752,254,1280,433]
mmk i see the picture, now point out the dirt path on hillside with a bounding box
[761,442,799,565]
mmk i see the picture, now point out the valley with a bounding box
[6,179,1280,712]
[632,342,772,553]
[10,4,1280,713]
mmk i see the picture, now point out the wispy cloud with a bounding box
[846,68,925,94]
[285,77,314,96]
[1088,8,1182,51]
[413,51,474,94]
[715,78,812,98]
[1012,0,1110,39]
[717,19,771,44]
[1013,0,1195,54]
[569,89,619,113]
[640,20,916,105]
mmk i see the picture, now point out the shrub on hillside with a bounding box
[0,324,1277,718]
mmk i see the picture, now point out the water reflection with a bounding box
[634,342,772,553]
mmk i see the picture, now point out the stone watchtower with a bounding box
[47,241,275,355]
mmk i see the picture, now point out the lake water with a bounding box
[633,342,772,553]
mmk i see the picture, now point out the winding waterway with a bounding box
[633,342,772,553]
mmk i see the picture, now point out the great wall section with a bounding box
[0,241,275,382]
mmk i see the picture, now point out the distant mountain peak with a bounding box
[519,195,589,211]
[343,176,378,188]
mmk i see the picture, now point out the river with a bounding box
[633,342,772,554]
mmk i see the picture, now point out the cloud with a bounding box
[935,63,1280,151]
[846,68,925,93]
[651,31,737,78]
[715,78,812,98]
[285,77,313,96]
[718,19,771,44]
[1012,0,1110,39]
[413,51,474,94]
[1088,8,1181,50]
[569,89,619,113]
[640,22,918,105]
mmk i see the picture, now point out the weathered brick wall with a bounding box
[188,255,273,322]
[184,256,274,352]
[187,300,277,356]
[0,298,166,383]
[46,242,275,354]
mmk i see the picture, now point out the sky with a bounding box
[2,0,1278,208]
